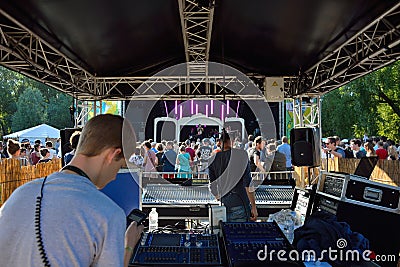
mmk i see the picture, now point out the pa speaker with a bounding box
[60,128,81,166]
[290,127,320,167]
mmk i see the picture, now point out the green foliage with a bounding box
[322,60,400,141]
[47,94,74,129]
[0,66,75,136]
[11,88,47,131]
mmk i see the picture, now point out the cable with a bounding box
[35,176,51,267]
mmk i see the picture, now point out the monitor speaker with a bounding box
[290,127,320,167]
[60,128,81,166]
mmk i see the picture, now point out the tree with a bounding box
[47,93,74,129]
[322,60,400,141]
[11,88,47,132]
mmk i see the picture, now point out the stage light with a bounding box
[205,104,209,117]
[196,104,199,115]
[221,104,225,122]
[226,100,230,115]
[164,101,168,117]
[236,100,240,118]
[175,100,178,115]
[211,100,214,114]
[191,100,194,114]
[180,105,183,119]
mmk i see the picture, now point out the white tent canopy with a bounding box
[4,124,60,144]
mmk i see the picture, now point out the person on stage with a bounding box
[197,124,204,139]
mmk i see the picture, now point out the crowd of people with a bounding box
[0,139,59,166]
[0,131,82,166]
[322,135,400,160]
[128,133,293,179]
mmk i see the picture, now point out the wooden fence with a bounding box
[294,158,400,187]
[0,158,61,204]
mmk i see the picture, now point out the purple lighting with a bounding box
[221,104,225,122]
[226,100,230,115]
[164,101,169,117]
[236,100,240,118]
[205,104,209,117]
[180,105,183,119]
[210,100,214,114]
[196,104,199,115]
[175,100,178,115]
[191,100,194,114]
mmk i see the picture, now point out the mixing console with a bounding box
[143,184,219,205]
[255,185,294,207]
[130,233,222,266]
[221,222,303,267]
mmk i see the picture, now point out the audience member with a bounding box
[176,145,191,178]
[364,142,377,157]
[160,141,177,178]
[375,141,388,160]
[350,139,366,158]
[64,131,81,165]
[208,130,258,222]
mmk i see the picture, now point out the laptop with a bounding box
[353,156,379,179]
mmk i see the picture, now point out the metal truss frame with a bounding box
[292,96,321,130]
[178,0,214,64]
[1,3,400,127]
[0,10,96,99]
[2,4,399,101]
[291,2,400,96]
[74,99,103,127]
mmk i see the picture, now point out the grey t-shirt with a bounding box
[0,172,126,267]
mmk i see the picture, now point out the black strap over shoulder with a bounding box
[61,165,91,181]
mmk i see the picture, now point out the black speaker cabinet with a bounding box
[60,128,81,166]
[314,194,400,266]
[290,127,321,167]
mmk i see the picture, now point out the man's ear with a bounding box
[105,147,122,163]
[112,148,123,161]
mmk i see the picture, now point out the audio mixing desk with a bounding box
[142,184,219,219]
[142,184,294,220]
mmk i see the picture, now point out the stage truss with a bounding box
[0,2,399,128]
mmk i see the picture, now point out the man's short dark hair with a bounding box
[327,137,336,144]
[40,148,49,157]
[350,139,362,147]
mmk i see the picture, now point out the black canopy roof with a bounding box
[0,0,399,99]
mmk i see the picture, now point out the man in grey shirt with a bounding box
[0,114,143,267]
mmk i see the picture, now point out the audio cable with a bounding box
[35,176,51,267]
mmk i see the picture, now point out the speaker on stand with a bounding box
[290,127,321,188]
[290,127,321,167]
